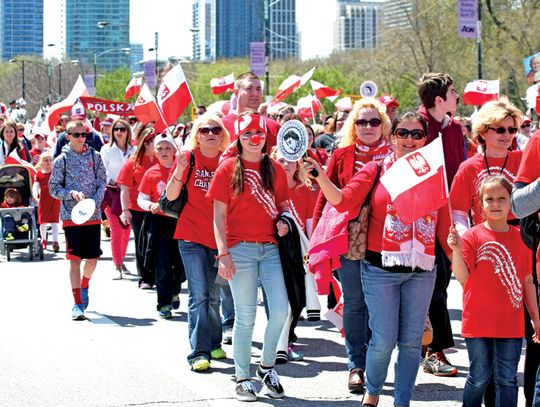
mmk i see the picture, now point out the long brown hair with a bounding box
[131,126,155,168]
[110,118,133,150]
[0,121,22,157]
[231,112,275,197]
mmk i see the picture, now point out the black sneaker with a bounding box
[275,351,288,365]
[257,366,284,399]
[235,380,257,402]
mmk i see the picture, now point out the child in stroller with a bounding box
[1,188,31,240]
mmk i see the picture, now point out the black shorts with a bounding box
[64,224,102,260]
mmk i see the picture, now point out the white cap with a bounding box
[154,133,177,149]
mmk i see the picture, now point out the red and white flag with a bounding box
[463,79,499,106]
[210,73,235,95]
[296,94,322,122]
[335,96,352,111]
[45,75,89,131]
[5,149,36,177]
[270,66,317,105]
[310,80,342,102]
[124,77,143,100]
[157,64,193,126]
[135,83,167,132]
[380,136,448,224]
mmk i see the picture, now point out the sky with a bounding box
[43,0,335,62]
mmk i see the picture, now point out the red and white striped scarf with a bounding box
[380,152,437,271]
[354,138,394,174]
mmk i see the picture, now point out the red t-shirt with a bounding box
[172,149,220,249]
[515,130,540,184]
[287,183,315,233]
[117,155,156,212]
[138,162,172,217]
[207,156,289,247]
[450,151,522,225]
[461,224,532,338]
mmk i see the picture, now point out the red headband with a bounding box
[234,114,267,137]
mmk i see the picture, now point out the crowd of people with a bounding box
[1,70,540,407]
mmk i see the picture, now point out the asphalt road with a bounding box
[0,232,528,406]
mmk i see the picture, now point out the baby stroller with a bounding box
[0,164,44,261]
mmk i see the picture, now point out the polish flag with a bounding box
[296,94,322,122]
[124,77,143,100]
[5,149,36,177]
[157,64,193,126]
[335,96,352,111]
[210,73,235,95]
[45,75,89,131]
[310,80,342,102]
[134,83,167,132]
[380,136,448,224]
[270,66,317,105]
[463,79,499,106]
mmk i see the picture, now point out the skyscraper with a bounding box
[383,0,415,30]
[334,0,382,51]
[65,0,130,73]
[129,43,144,74]
[192,0,298,61]
[1,0,44,61]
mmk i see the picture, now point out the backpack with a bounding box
[519,211,540,252]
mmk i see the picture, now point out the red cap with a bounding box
[379,94,400,108]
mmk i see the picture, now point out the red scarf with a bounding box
[354,139,393,174]
[380,152,437,271]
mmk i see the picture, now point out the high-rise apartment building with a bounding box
[66,0,130,72]
[192,0,298,61]
[1,0,44,61]
[129,43,144,74]
[334,0,382,51]
[383,0,415,30]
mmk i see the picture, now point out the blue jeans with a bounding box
[228,242,288,380]
[220,284,235,331]
[178,241,222,364]
[463,337,522,407]
[361,260,436,407]
[337,256,370,370]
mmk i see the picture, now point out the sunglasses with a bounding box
[488,126,518,135]
[114,127,127,132]
[521,123,531,128]
[69,132,89,139]
[465,124,472,131]
[199,126,222,135]
[355,118,382,128]
[394,128,426,140]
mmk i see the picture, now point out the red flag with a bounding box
[157,64,193,126]
[124,77,143,100]
[210,74,235,95]
[134,83,167,132]
[380,136,448,224]
[296,94,322,122]
[270,67,317,105]
[463,79,499,106]
[310,80,342,102]
[45,75,89,131]
[5,150,36,178]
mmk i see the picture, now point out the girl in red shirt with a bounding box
[117,126,156,288]
[33,150,60,252]
[448,175,540,407]
[165,113,230,372]
[208,112,290,402]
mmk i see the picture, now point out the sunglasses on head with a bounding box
[69,132,89,139]
[488,126,518,135]
[199,126,222,135]
[394,128,426,140]
[521,123,531,128]
[355,118,382,128]
[114,127,127,132]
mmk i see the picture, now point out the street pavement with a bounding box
[0,232,528,406]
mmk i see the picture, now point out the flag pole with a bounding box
[438,132,453,222]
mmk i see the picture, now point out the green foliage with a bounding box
[96,67,132,101]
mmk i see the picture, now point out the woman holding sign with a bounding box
[304,111,451,407]
[208,111,290,402]
[312,98,394,394]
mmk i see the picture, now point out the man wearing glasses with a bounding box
[517,116,533,151]
[49,120,107,321]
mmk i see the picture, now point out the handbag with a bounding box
[345,162,381,260]
[158,150,195,218]
[101,185,122,216]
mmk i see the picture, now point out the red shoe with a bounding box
[42,240,48,250]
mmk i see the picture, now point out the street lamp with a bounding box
[47,59,79,104]
[9,59,25,100]
[93,47,131,94]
